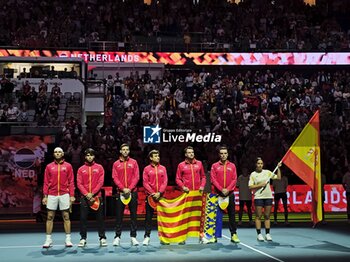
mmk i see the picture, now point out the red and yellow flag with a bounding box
[157,191,203,243]
[282,110,322,225]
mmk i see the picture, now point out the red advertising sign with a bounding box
[104,185,346,215]
[233,184,346,213]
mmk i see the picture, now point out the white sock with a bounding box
[46,235,52,240]
[66,234,71,239]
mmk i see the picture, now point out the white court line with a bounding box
[222,235,285,262]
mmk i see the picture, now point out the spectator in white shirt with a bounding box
[7,103,19,122]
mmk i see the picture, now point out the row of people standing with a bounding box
[41,144,283,248]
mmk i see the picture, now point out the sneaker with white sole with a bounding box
[100,238,107,247]
[65,237,73,247]
[142,237,150,246]
[265,233,272,241]
[131,237,139,246]
[112,237,121,246]
[42,238,52,248]
[257,233,264,241]
[200,237,210,244]
[78,239,86,247]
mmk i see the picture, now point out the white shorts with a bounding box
[47,194,70,211]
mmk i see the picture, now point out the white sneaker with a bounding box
[265,233,272,241]
[257,234,264,241]
[65,237,73,247]
[112,237,121,246]
[100,238,107,247]
[131,237,139,246]
[78,239,86,247]
[43,238,52,248]
[142,237,150,246]
[200,237,210,244]
[200,237,216,244]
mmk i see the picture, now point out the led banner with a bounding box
[234,184,346,213]
[105,184,346,215]
[0,135,53,214]
[1,49,350,65]
[237,184,347,213]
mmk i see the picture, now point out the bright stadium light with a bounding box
[304,0,316,5]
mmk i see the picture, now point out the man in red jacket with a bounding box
[42,147,75,248]
[176,146,206,193]
[210,146,240,243]
[112,144,140,246]
[175,146,206,244]
[142,149,168,246]
[77,148,107,247]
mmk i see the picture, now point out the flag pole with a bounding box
[258,162,281,194]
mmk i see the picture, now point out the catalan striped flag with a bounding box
[282,110,322,225]
[157,191,203,244]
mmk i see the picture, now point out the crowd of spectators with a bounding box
[0,76,65,125]
[1,0,350,187]
[1,0,350,51]
[51,66,350,187]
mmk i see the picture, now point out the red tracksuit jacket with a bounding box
[176,159,206,190]
[77,161,104,197]
[143,164,168,195]
[43,160,75,196]
[210,160,237,194]
[112,157,139,192]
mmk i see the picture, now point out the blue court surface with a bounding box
[1,222,350,262]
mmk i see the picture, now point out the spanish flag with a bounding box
[157,191,203,244]
[282,110,322,225]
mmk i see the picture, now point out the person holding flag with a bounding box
[249,157,282,241]
[281,110,323,226]
[112,144,140,246]
[42,147,75,248]
[175,146,206,244]
[142,149,168,246]
[210,146,240,243]
[77,148,107,247]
